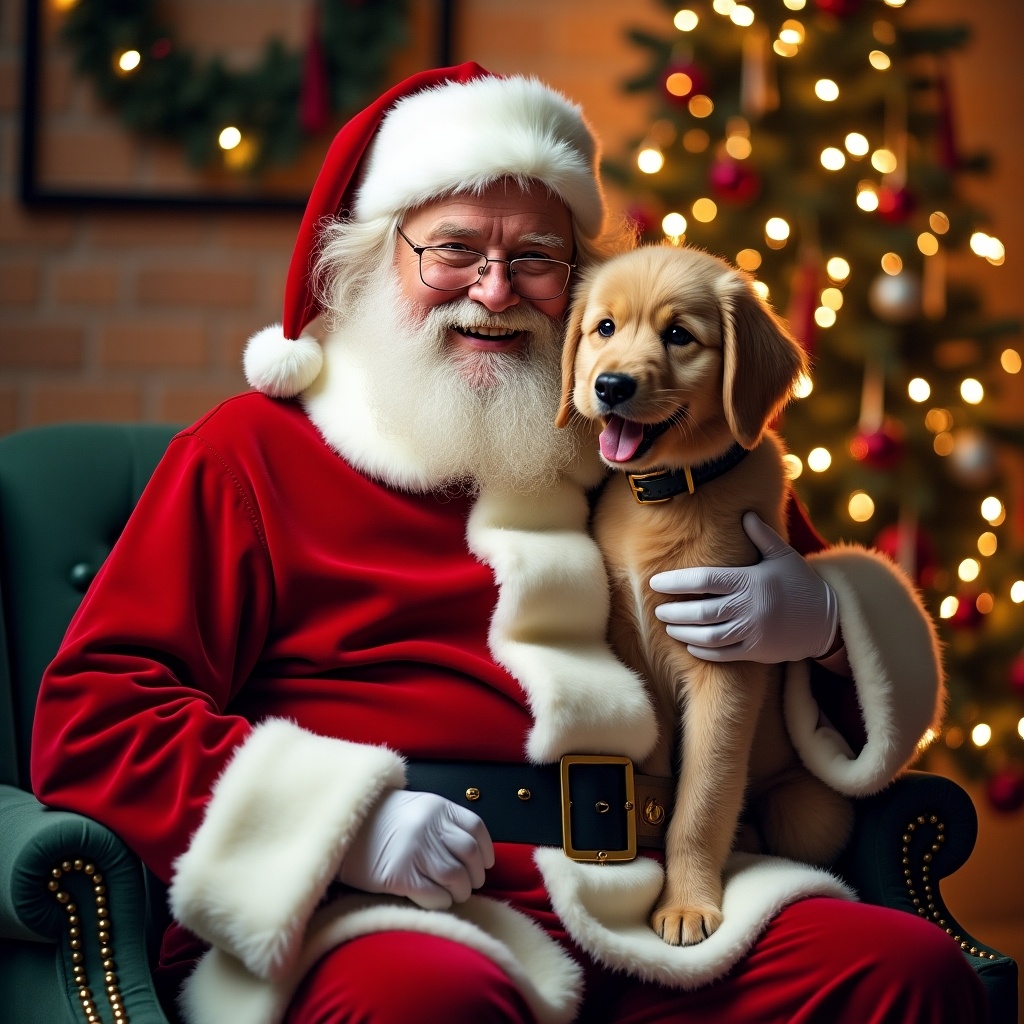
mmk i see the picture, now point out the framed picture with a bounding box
[18,0,454,210]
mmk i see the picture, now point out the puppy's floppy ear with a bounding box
[554,285,588,428]
[717,272,808,448]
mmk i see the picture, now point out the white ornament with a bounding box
[868,271,921,324]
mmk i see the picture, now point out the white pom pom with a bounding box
[243,323,323,398]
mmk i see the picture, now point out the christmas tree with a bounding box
[606,0,1024,809]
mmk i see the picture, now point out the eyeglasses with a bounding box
[397,225,576,301]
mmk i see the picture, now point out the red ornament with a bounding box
[873,523,937,588]
[150,38,172,60]
[850,420,906,470]
[1010,653,1024,697]
[708,158,760,204]
[987,767,1024,814]
[876,185,917,224]
[814,0,864,16]
[662,61,708,104]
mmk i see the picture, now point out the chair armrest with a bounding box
[835,769,1006,961]
[0,784,171,1024]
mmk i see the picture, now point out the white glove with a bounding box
[650,511,839,664]
[338,789,494,910]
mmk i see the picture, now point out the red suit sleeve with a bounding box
[31,434,273,882]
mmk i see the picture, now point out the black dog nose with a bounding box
[594,373,637,408]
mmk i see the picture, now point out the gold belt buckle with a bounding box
[559,754,637,862]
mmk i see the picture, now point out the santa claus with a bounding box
[32,64,984,1024]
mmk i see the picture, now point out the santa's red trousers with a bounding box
[282,898,987,1024]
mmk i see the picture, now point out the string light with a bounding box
[117,49,141,73]
[958,558,980,583]
[971,723,992,747]
[880,252,902,274]
[871,148,898,174]
[674,9,699,31]
[1001,349,1022,373]
[1011,581,1024,603]
[765,216,790,245]
[752,280,770,301]
[929,211,950,234]
[730,5,755,26]
[218,126,242,150]
[960,378,984,404]
[783,0,806,8]
[712,0,736,13]
[794,373,813,398]
[933,432,954,456]
[736,248,762,271]
[815,79,839,101]
[637,147,665,174]
[868,50,891,70]
[779,20,805,45]
[939,596,959,619]
[725,135,752,159]
[689,95,714,117]
[908,378,930,402]
[970,232,1006,265]
[856,182,879,211]
[815,307,837,328]
[845,132,869,156]
[917,232,939,256]
[826,257,850,282]
[783,454,803,479]
[662,212,687,240]
[821,287,843,310]
[807,447,831,472]
[977,532,997,557]
[848,491,875,522]
[821,147,845,170]
[692,198,718,222]
[981,496,1004,524]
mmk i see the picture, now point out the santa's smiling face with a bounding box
[393,181,575,387]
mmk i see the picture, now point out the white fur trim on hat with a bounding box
[354,75,606,238]
[244,323,323,399]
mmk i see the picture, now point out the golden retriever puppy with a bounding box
[555,245,853,946]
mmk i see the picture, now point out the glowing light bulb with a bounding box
[976,593,993,614]
[880,252,902,275]
[752,280,770,301]
[793,373,813,399]
[958,558,980,583]
[1000,349,1021,373]
[971,723,992,747]
[725,135,752,159]
[939,596,958,619]
[821,287,843,310]
[924,409,953,432]
[730,5,755,26]
[868,50,891,70]
[1011,580,1024,603]
[826,257,850,282]
[736,248,762,271]
[1018,718,1024,741]
[929,211,950,234]
[960,378,984,404]
[662,212,687,239]
[692,198,718,222]
[856,184,879,212]
[933,432,954,456]
[782,454,803,479]
[917,232,939,256]
[765,217,790,241]
[674,9,699,31]
[871,148,898,174]
[807,447,831,472]
[117,49,141,73]
[779,20,805,44]
[821,147,846,170]
[908,378,930,402]
[848,491,875,522]
[815,79,839,101]
[977,532,997,557]
[637,148,665,174]
[783,0,806,8]
[814,306,837,328]
[845,133,869,156]
[218,126,242,150]
[981,497,1004,523]
[689,95,714,118]
[712,0,736,13]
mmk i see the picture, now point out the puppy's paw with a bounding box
[650,903,723,946]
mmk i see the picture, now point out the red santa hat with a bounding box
[245,61,606,398]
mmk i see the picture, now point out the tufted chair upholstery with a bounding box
[0,422,1018,1024]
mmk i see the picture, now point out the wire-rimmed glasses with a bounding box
[397,226,576,301]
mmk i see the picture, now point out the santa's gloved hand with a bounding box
[338,789,494,910]
[650,511,839,664]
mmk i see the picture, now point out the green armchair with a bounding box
[0,422,1018,1024]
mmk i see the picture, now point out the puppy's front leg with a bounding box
[652,660,767,945]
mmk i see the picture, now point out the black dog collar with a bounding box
[627,442,750,504]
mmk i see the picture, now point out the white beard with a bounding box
[315,267,581,495]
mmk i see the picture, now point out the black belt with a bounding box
[405,756,674,863]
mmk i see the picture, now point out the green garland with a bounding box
[59,0,409,173]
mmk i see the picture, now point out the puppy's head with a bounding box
[555,245,807,470]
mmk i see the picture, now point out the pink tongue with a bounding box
[599,416,645,463]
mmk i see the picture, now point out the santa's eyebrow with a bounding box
[423,222,568,250]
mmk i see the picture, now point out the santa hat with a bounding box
[245,61,606,399]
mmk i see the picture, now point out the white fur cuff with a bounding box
[169,718,406,981]
[786,546,944,797]
[244,323,323,398]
